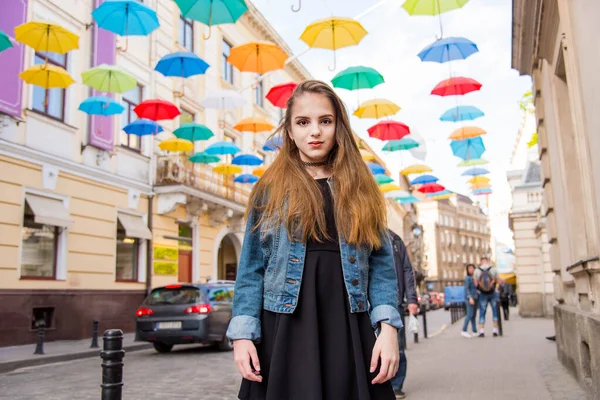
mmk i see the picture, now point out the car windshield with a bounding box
[145,287,201,305]
[207,286,234,303]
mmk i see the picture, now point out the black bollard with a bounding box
[101,329,125,400]
[33,320,45,355]
[91,320,99,348]
[422,308,428,339]
[413,331,419,344]
[497,303,504,337]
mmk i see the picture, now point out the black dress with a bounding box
[238,178,395,400]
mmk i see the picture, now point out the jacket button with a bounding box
[357,301,364,309]
[352,279,359,286]
[348,256,356,263]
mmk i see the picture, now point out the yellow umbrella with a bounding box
[213,164,242,175]
[354,99,400,119]
[470,182,491,190]
[19,64,75,106]
[252,166,267,177]
[527,132,538,148]
[431,193,452,200]
[360,149,375,161]
[401,164,432,175]
[300,17,367,70]
[379,183,402,193]
[158,138,194,152]
[228,41,288,75]
[233,117,275,133]
[467,176,491,185]
[448,126,486,140]
[15,22,79,55]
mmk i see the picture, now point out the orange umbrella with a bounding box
[252,166,267,177]
[448,126,486,140]
[227,41,288,74]
[234,116,275,133]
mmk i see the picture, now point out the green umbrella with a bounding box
[174,0,248,39]
[458,158,489,167]
[402,0,470,15]
[82,64,137,94]
[331,66,384,90]
[374,174,394,185]
[174,123,214,142]
[382,138,419,152]
[0,30,12,53]
[189,152,220,164]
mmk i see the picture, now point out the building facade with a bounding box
[512,0,600,396]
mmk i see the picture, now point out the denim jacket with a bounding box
[464,275,477,302]
[226,180,403,342]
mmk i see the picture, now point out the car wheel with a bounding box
[217,335,234,352]
[153,342,174,353]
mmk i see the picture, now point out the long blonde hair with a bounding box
[247,80,387,249]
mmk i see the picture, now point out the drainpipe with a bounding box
[146,194,154,296]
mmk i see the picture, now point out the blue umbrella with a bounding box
[205,140,241,155]
[461,167,490,176]
[367,162,385,174]
[232,154,263,166]
[395,195,420,204]
[410,174,439,185]
[234,173,259,184]
[417,37,479,63]
[450,137,485,160]
[440,105,484,122]
[473,188,492,194]
[123,118,163,136]
[426,190,452,197]
[263,137,283,151]
[155,52,210,78]
[79,96,125,116]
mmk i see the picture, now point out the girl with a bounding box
[461,263,478,338]
[226,80,402,400]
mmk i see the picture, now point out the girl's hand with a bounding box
[370,323,399,384]
[233,339,263,382]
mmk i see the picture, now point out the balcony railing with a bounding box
[156,155,252,205]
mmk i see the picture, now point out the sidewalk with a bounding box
[403,308,589,400]
[0,333,151,374]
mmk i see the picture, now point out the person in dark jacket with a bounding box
[498,282,513,320]
[461,264,478,338]
[388,230,418,400]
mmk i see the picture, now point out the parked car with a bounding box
[429,292,444,309]
[135,281,235,353]
[419,294,431,312]
[444,286,465,310]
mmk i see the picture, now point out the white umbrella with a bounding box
[409,131,427,161]
[200,89,246,110]
[384,190,410,198]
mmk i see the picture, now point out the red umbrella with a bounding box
[417,182,445,193]
[266,82,298,108]
[367,121,410,141]
[431,77,482,97]
[134,99,180,121]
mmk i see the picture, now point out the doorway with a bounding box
[178,223,193,283]
[217,234,238,280]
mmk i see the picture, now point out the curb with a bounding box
[0,343,152,375]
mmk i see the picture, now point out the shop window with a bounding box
[31,307,55,330]
[115,212,151,282]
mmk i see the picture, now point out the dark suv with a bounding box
[135,281,235,353]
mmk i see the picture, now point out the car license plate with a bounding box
[157,321,182,330]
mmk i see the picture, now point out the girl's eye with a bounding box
[321,119,332,125]
[297,120,308,126]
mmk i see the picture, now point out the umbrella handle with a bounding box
[203,5,214,40]
[118,36,129,52]
[291,0,301,12]
[328,50,337,71]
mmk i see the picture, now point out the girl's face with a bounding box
[288,92,336,163]
[467,265,475,275]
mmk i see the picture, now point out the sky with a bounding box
[252,0,532,213]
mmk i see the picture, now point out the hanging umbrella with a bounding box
[528,132,538,148]
[331,66,384,90]
[396,195,420,204]
[189,152,220,164]
[174,0,248,39]
[450,137,485,160]
[266,82,298,108]
[252,166,267,177]
[401,164,432,175]
[367,121,410,141]
[232,154,263,166]
[410,174,439,185]
[235,173,259,184]
[0,30,12,53]
[379,183,402,193]
[432,76,482,96]
[367,162,385,174]
[19,64,74,105]
[82,64,137,93]
[263,137,283,151]
[155,51,210,77]
[134,99,180,121]
[461,167,489,176]
[374,174,394,185]
[418,182,445,194]
[360,149,376,161]
[123,118,163,136]
[213,164,242,175]
[440,105,484,122]
[159,137,194,152]
[228,41,288,74]
[402,0,470,15]
[470,183,491,190]
[473,188,492,195]
[15,22,79,55]
[448,126,486,140]
[382,138,419,152]
[233,116,275,133]
[300,17,368,70]
[458,158,488,167]
[200,89,245,110]
[92,0,159,51]
[417,36,478,63]
[430,193,453,200]
[385,190,410,199]
[354,99,400,119]
[205,141,241,155]
[468,176,491,184]
[408,131,427,161]
[78,96,125,116]
[426,189,452,197]
[174,123,214,141]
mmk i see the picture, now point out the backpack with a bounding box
[478,267,495,293]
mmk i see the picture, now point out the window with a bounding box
[145,286,201,305]
[21,202,58,278]
[459,218,464,229]
[468,237,473,246]
[452,234,456,245]
[180,108,195,125]
[461,236,466,246]
[254,74,264,107]
[222,39,234,84]
[223,131,239,164]
[178,14,194,51]
[469,253,474,264]
[116,221,139,281]
[120,85,143,151]
[441,251,446,262]
[32,52,67,121]
[440,233,444,243]
[439,215,443,225]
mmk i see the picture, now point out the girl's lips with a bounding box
[308,141,323,148]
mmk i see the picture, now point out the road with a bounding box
[403,307,448,346]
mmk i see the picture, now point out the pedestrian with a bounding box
[388,230,419,399]
[473,257,500,337]
[498,281,512,321]
[461,263,478,338]
[226,80,402,400]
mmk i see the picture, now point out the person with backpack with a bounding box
[473,257,500,337]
